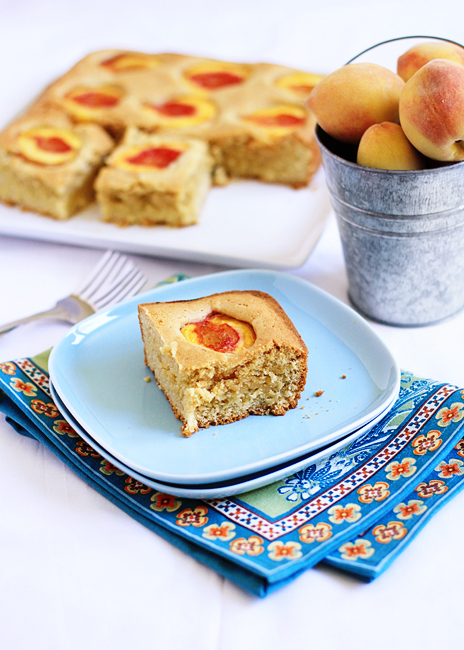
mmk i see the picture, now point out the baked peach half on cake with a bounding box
[138,290,308,437]
[141,95,217,129]
[181,312,257,352]
[183,61,250,91]
[17,127,83,165]
[61,85,125,122]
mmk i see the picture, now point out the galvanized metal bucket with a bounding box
[316,126,464,326]
[314,35,464,327]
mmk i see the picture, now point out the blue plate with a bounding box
[49,270,400,485]
[50,382,396,499]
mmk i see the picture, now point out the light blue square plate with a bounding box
[50,381,395,499]
[49,270,400,485]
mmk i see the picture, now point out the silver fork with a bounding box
[0,250,146,337]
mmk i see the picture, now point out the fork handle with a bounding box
[0,304,74,337]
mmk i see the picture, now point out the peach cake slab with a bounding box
[40,50,322,188]
[138,290,308,436]
[0,49,323,225]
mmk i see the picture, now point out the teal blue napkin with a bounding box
[1,351,464,596]
[323,431,464,578]
[2,273,464,595]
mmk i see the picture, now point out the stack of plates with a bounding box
[49,270,400,499]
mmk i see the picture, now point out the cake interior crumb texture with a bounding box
[138,290,308,436]
[0,157,103,220]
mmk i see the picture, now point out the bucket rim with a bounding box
[315,125,464,178]
[345,34,464,65]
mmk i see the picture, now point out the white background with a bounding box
[1,1,464,648]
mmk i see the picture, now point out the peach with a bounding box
[357,122,425,170]
[397,41,464,82]
[306,62,404,144]
[399,59,464,161]
[17,127,82,165]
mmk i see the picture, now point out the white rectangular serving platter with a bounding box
[0,168,331,269]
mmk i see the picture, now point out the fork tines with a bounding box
[76,251,146,311]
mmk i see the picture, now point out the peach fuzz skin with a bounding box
[399,59,464,162]
[397,41,464,82]
[306,62,404,144]
[357,122,425,170]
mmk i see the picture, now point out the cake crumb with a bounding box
[315,389,324,397]
[144,376,152,382]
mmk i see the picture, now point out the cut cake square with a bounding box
[95,128,213,227]
[138,290,308,436]
[0,104,114,219]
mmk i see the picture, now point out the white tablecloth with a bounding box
[1,1,464,648]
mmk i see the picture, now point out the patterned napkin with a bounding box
[2,278,464,596]
[1,352,464,596]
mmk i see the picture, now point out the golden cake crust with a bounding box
[138,289,308,369]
